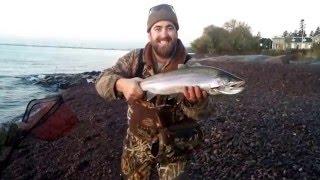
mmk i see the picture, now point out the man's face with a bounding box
[148,20,178,58]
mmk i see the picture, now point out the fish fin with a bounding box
[146,92,157,101]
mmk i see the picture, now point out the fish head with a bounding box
[208,68,245,95]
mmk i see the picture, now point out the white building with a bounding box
[272,36,313,50]
[290,37,313,49]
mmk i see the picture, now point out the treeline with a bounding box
[191,19,260,55]
[282,26,320,38]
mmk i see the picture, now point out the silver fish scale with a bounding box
[141,73,215,94]
[140,66,233,95]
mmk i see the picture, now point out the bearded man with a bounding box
[96,4,210,180]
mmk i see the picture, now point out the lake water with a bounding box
[0,44,128,123]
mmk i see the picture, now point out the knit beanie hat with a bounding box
[147,4,179,32]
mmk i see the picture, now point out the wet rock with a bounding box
[3,60,320,179]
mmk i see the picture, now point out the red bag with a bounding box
[22,95,78,141]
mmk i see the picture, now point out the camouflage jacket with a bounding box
[95,40,210,122]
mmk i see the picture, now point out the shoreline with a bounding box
[2,57,320,179]
[2,54,319,123]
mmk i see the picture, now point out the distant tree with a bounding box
[192,20,260,54]
[298,30,307,37]
[256,32,261,39]
[223,19,237,32]
[284,36,292,44]
[191,25,232,54]
[229,25,254,53]
[314,27,320,36]
[288,32,294,37]
[224,19,259,53]
[282,30,289,37]
[299,19,306,36]
[203,25,232,54]
[223,19,250,32]
[191,36,211,54]
[259,38,272,49]
[310,31,314,37]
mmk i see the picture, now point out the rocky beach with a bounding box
[1,56,320,179]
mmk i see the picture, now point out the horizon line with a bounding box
[0,43,131,51]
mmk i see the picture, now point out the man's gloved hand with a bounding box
[116,77,144,102]
[183,86,208,104]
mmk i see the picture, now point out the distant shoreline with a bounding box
[0,43,130,51]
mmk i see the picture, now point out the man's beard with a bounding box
[150,37,177,58]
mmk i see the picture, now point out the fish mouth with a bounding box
[230,80,245,93]
[231,80,245,88]
[215,80,246,95]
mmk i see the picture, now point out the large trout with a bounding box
[140,64,245,97]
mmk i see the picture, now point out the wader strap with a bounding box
[135,48,144,78]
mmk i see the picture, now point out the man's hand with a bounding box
[183,86,208,104]
[116,77,144,102]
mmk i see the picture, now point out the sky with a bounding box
[0,0,319,47]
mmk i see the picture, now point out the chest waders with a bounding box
[128,49,203,163]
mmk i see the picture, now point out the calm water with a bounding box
[0,45,128,123]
